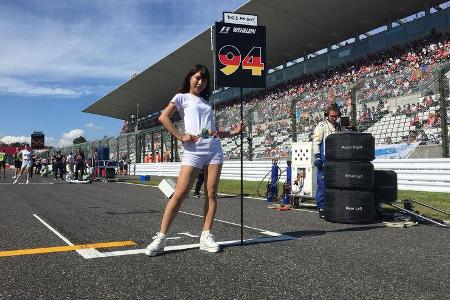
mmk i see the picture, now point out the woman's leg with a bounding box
[159,165,200,234]
[202,164,222,231]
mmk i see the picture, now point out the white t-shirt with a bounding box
[19,149,33,162]
[170,93,221,152]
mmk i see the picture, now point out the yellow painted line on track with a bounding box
[0,241,137,257]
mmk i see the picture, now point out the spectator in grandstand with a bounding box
[408,130,418,144]
[12,148,22,179]
[0,149,6,178]
[144,152,154,163]
[145,64,242,257]
[155,151,161,163]
[163,151,170,162]
[385,136,393,145]
[74,148,85,180]
[416,130,429,144]
[434,112,442,128]
[426,112,438,128]
[410,113,422,130]
[13,144,33,184]
[313,102,344,219]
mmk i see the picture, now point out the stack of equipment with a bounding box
[324,132,376,223]
[373,170,397,204]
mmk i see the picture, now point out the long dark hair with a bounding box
[177,64,212,100]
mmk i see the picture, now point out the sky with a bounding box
[0,0,246,147]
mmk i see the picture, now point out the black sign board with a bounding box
[215,21,266,88]
[31,133,45,149]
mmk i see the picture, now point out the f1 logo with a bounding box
[220,26,231,34]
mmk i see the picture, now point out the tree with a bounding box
[73,136,87,145]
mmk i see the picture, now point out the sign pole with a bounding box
[214,14,265,247]
[240,87,244,245]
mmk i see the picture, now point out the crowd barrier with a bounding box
[133,158,450,193]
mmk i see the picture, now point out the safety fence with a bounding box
[133,158,450,193]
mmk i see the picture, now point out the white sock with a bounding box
[202,230,210,236]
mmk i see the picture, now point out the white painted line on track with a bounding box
[178,232,199,238]
[33,214,73,245]
[119,182,150,187]
[179,210,280,235]
[84,209,296,259]
[33,214,101,259]
[117,181,318,213]
[87,235,296,259]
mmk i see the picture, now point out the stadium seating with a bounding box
[126,30,450,161]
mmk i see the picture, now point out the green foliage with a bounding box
[73,136,87,145]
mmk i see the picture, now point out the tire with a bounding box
[325,132,375,161]
[374,170,397,203]
[324,161,374,190]
[324,188,375,224]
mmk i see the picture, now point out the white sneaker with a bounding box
[12,176,16,179]
[13,179,18,184]
[144,233,167,256]
[26,180,29,184]
[200,231,221,253]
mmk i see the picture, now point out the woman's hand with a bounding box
[209,130,219,138]
[180,133,199,143]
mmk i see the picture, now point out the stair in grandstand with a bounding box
[358,110,390,133]
[420,67,450,96]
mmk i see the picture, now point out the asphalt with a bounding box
[0,169,449,299]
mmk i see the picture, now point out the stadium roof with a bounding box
[84,0,445,120]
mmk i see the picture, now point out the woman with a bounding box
[13,144,33,184]
[145,65,241,256]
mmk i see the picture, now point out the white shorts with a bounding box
[181,138,224,168]
[21,160,32,169]
[181,149,223,169]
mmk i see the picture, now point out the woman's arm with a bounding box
[159,103,198,143]
[215,122,243,139]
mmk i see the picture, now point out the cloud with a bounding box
[0,77,92,97]
[85,122,103,130]
[0,135,31,145]
[57,129,85,147]
[45,136,57,147]
[0,1,245,82]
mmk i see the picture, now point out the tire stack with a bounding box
[373,170,397,204]
[323,132,376,223]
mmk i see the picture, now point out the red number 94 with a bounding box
[218,45,264,76]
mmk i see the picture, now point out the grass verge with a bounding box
[127,177,449,219]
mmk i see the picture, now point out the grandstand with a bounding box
[78,1,450,162]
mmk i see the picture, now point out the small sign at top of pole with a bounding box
[223,12,258,26]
